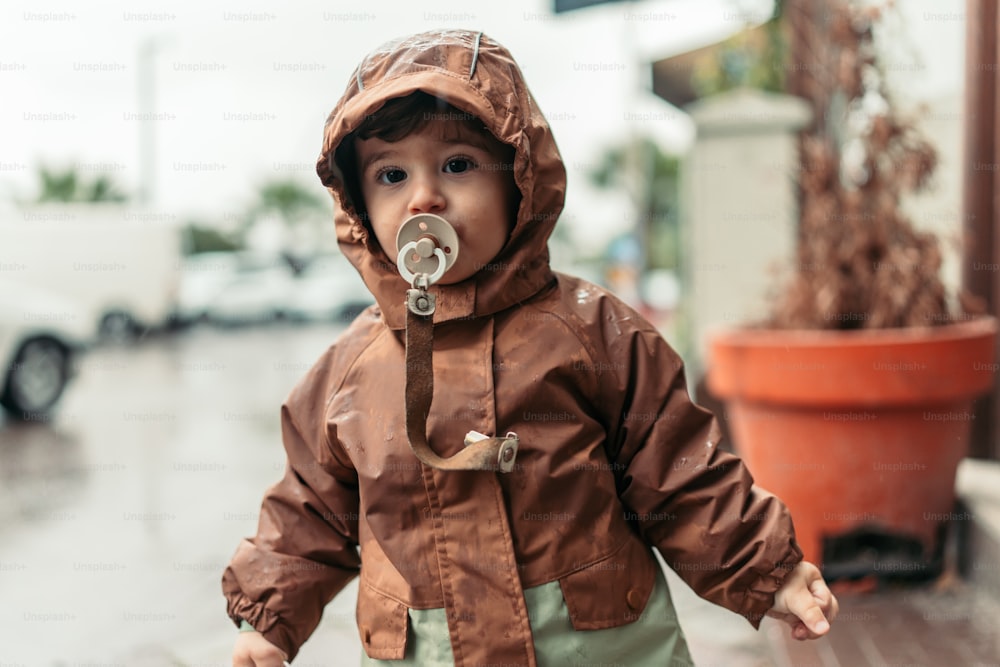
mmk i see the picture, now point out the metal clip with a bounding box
[406,288,436,316]
[497,432,519,472]
[464,430,519,473]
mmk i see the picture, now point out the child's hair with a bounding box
[335,91,513,226]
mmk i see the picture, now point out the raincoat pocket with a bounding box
[357,583,409,659]
[557,533,656,631]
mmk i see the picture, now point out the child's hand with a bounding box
[766,561,838,640]
[232,630,289,667]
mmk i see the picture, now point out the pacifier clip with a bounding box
[396,214,519,473]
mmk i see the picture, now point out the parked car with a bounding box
[172,251,242,324]
[175,251,373,327]
[172,251,299,326]
[203,252,297,325]
[0,281,91,420]
[284,253,374,323]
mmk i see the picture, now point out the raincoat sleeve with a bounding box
[601,319,803,628]
[222,354,362,661]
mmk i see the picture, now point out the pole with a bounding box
[963,0,998,460]
[137,37,157,206]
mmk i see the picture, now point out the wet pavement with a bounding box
[3,322,998,666]
[0,322,363,666]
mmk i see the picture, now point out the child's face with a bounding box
[356,119,517,285]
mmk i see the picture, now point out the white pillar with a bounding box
[681,87,811,376]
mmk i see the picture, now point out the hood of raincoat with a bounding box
[316,29,566,330]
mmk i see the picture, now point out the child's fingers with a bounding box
[805,571,839,628]
[784,583,831,636]
[809,577,840,623]
[769,561,837,639]
[802,604,831,635]
[233,631,288,667]
[250,656,286,667]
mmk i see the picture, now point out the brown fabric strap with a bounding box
[405,304,518,472]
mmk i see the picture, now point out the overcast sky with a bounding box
[0,0,964,251]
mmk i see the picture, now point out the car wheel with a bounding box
[1,337,70,420]
[99,310,138,343]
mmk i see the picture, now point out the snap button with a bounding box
[626,588,642,611]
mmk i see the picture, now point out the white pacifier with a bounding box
[395,213,459,288]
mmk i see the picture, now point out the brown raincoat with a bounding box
[223,29,803,665]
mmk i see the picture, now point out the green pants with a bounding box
[361,564,693,667]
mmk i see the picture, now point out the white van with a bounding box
[0,203,182,342]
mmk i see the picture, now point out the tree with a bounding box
[240,179,329,273]
[587,137,681,271]
[35,166,128,203]
[182,222,243,254]
[243,180,325,229]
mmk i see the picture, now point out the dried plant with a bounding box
[767,0,974,329]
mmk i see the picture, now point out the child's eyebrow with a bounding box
[360,149,396,174]
[443,133,495,154]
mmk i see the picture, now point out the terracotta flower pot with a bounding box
[707,317,997,575]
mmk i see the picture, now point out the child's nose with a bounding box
[407,178,446,214]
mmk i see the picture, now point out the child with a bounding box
[223,29,837,666]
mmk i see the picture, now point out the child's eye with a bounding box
[376,168,407,185]
[444,158,474,174]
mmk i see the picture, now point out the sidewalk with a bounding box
[667,565,1000,667]
[764,580,1000,666]
[674,458,1000,667]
